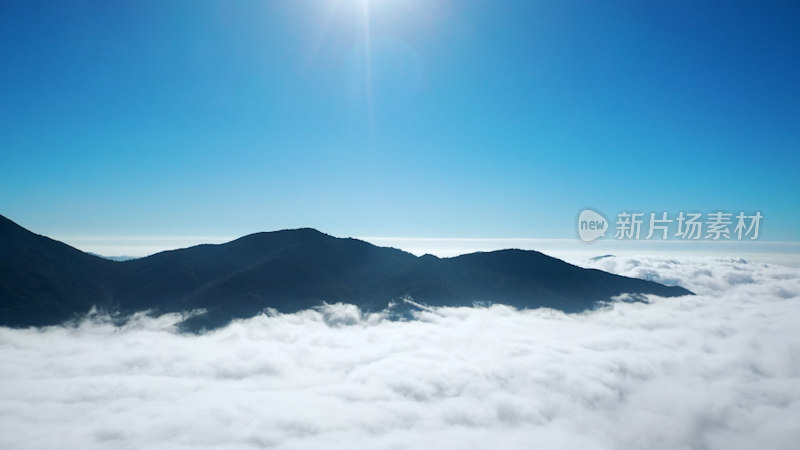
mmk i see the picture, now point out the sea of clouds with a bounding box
[1,256,799,450]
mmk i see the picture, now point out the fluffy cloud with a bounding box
[1,257,799,450]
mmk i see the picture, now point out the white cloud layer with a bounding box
[1,256,800,450]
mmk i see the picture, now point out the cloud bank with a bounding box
[1,257,799,450]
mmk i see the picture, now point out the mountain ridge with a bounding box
[0,214,692,329]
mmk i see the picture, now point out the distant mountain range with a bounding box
[0,214,692,330]
[87,252,138,262]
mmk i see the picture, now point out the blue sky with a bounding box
[1,0,799,244]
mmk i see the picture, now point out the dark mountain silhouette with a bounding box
[0,215,116,326]
[0,214,692,329]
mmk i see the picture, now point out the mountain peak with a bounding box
[0,215,692,329]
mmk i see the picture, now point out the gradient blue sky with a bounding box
[1,0,799,243]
